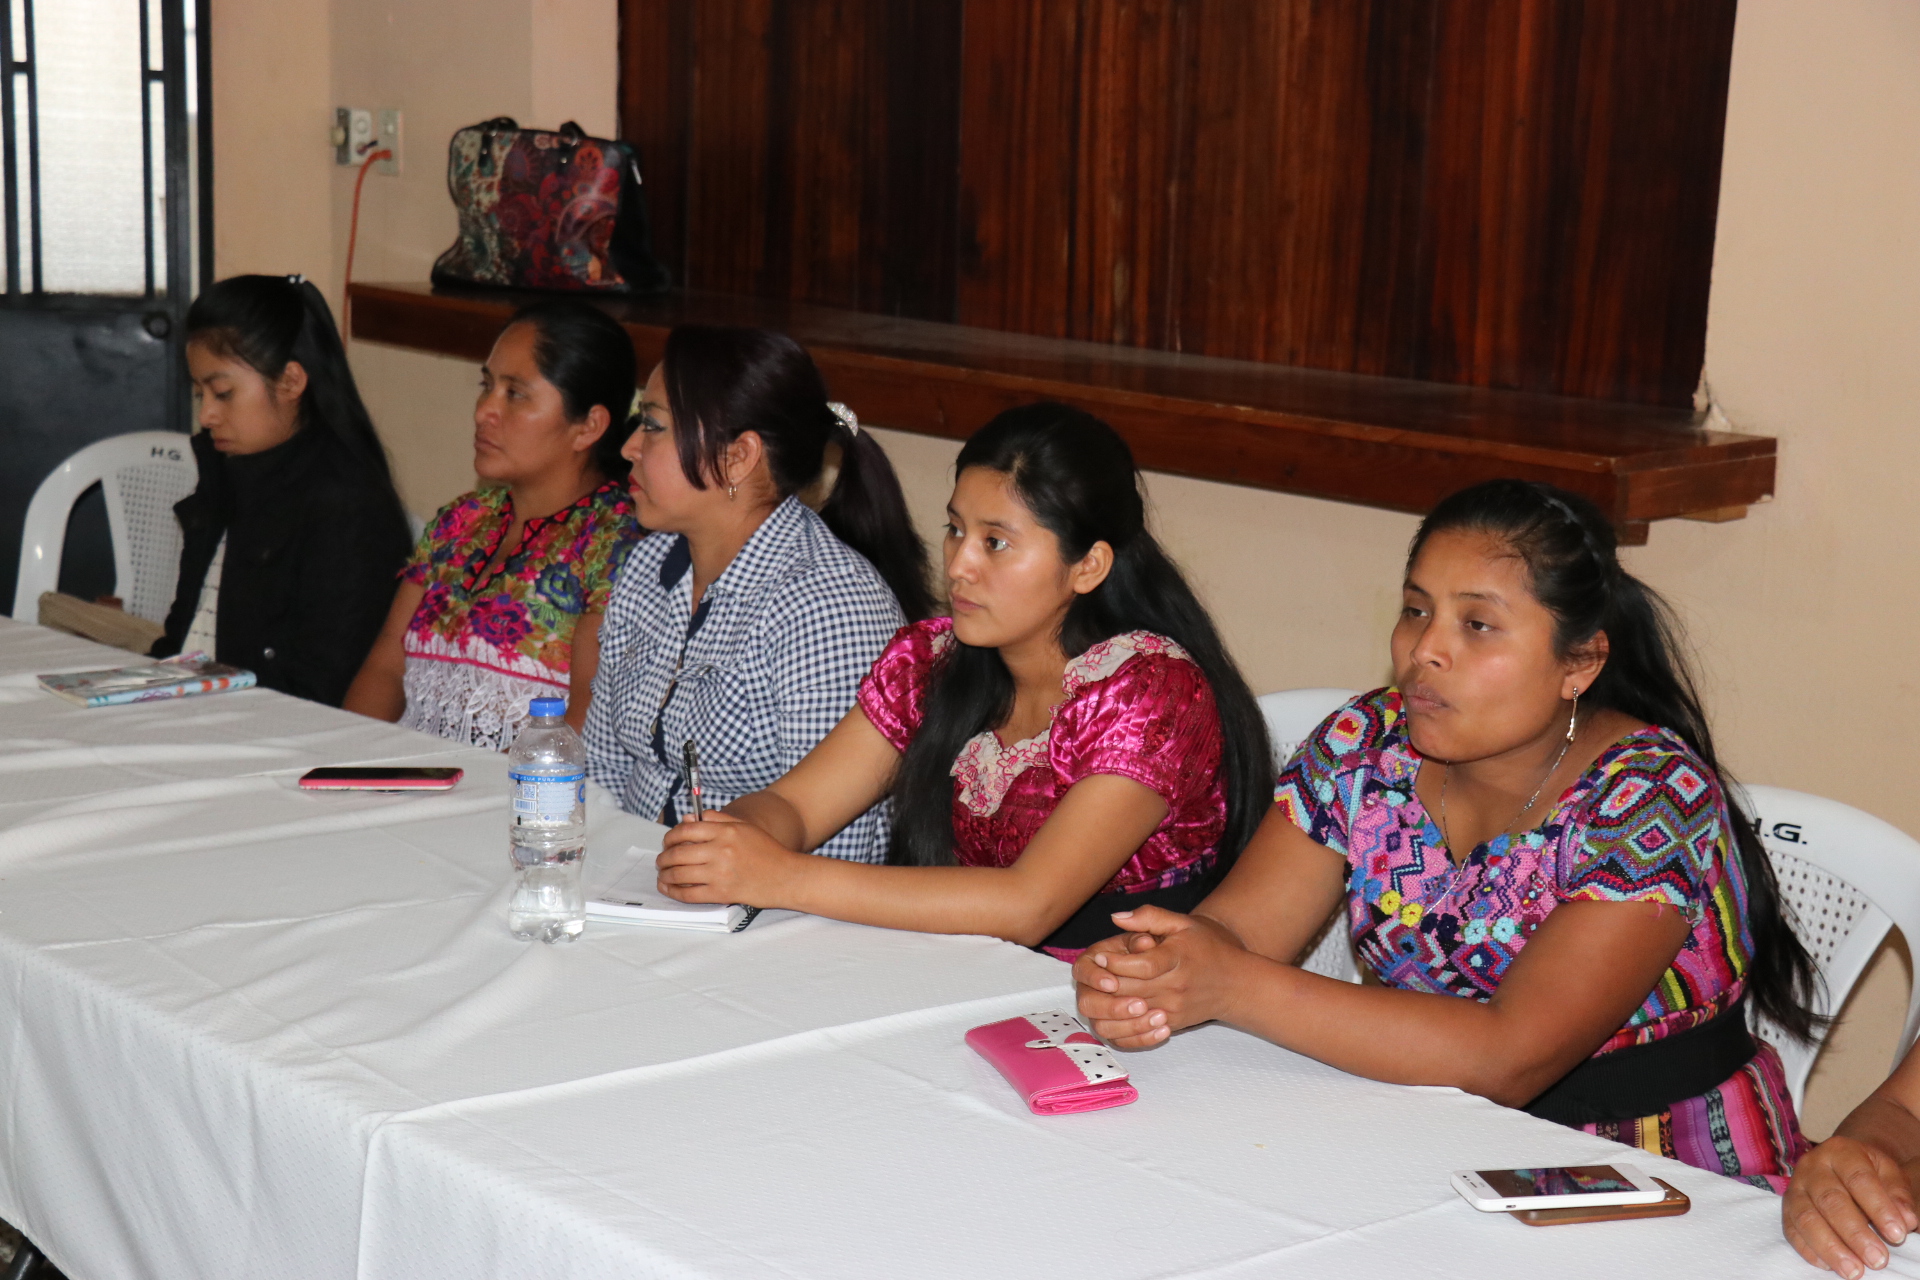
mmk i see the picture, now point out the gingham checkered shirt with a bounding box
[585,496,904,861]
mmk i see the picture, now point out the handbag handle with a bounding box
[475,116,519,173]
[552,121,589,169]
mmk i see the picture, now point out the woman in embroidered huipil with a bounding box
[1074,480,1822,1192]
[344,301,643,749]
[653,405,1273,959]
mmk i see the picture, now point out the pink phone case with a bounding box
[965,1011,1138,1115]
[297,770,464,790]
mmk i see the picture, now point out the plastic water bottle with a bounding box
[506,696,587,943]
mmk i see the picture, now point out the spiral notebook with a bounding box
[586,854,761,933]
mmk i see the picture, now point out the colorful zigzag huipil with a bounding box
[1274,687,1808,1191]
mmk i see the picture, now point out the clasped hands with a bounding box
[1783,1136,1920,1278]
[657,812,802,905]
[1072,905,1249,1048]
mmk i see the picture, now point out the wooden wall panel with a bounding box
[619,0,1736,407]
[621,0,961,318]
[617,0,692,282]
[1417,1,1736,403]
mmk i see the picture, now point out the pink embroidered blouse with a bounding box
[856,619,1229,956]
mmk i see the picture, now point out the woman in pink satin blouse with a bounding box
[652,404,1272,958]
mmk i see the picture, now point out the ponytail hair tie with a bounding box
[1540,490,1612,569]
[828,401,859,438]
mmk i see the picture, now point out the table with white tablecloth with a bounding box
[0,615,1905,1279]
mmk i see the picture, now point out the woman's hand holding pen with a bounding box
[658,812,804,906]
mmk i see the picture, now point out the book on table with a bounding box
[36,657,256,707]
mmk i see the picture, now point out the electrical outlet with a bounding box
[338,108,376,167]
[377,109,402,176]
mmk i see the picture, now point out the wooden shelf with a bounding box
[348,283,1775,544]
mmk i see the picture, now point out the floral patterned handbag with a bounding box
[430,117,669,294]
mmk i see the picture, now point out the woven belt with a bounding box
[1524,997,1757,1126]
[1039,860,1227,954]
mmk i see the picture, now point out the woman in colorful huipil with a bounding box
[345,300,642,748]
[651,405,1272,960]
[1074,479,1820,1191]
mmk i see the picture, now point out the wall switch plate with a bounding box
[337,107,376,167]
[377,109,402,176]
[333,107,351,164]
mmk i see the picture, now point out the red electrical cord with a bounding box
[343,148,392,339]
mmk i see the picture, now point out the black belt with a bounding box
[1524,998,1757,1126]
[1038,860,1227,954]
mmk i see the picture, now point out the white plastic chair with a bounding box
[1258,687,1363,983]
[11,431,197,625]
[1740,784,1920,1113]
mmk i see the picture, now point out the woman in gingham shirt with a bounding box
[584,326,933,862]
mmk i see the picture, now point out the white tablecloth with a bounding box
[0,622,474,813]
[362,1010,1913,1280]
[0,616,1906,1279]
[0,620,1065,1279]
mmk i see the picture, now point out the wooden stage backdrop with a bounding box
[618,0,1739,409]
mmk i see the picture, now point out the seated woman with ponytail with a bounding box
[650,404,1271,958]
[1074,479,1820,1191]
[585,325,934,861]
[152,274,411,706]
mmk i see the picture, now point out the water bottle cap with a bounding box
[529,697,567,718]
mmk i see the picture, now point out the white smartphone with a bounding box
[1450,1163,1667,1213]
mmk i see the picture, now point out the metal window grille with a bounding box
[0,0,210,303]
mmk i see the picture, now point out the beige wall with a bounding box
[209,0,335,285]
[212,0,617,516]
[214,0,1920,1136]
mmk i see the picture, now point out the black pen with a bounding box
[683,739,705,821]
[685,738,762,932]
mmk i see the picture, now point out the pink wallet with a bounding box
[965,1010,1138,1115]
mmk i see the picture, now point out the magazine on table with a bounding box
[36,654,256,708]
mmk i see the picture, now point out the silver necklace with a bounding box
[1439,698,1579,857]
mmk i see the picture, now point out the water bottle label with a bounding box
[510,770,585,823]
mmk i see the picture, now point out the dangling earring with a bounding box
[1567,687,1580,742]
[727,483,737,501]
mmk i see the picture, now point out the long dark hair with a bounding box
[185,274,398,489]
[507,299,639,482]
[659,324,933,620]
[887,403,1272,868]
[1410,479,1821,1042]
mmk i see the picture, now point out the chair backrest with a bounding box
[1259,687,1362,769]
[1258,687,1363,983]
[12,431,196,624]
[1741,784,1920,1113]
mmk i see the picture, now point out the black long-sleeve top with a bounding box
[151,427,412,707]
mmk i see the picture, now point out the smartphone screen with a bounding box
[1477,1166,1640,1199]
[299,767,464,787]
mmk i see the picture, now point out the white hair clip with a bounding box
[828,401,859,437]
[286,273,307,285]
